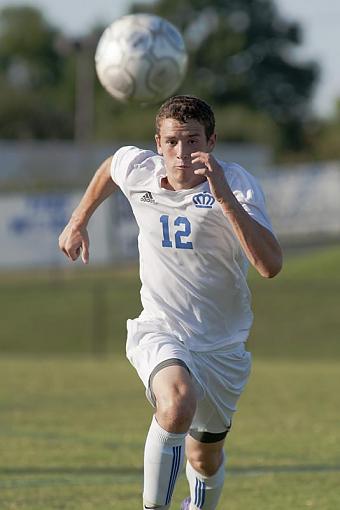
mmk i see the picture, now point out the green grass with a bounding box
[0,245,340,359]
[247,245,340,359]
[0,266,142,355]
[0,245,339,508]
[0,357,339,509]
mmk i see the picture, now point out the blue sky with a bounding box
[1,0,339,116]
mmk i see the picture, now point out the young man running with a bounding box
[59,95,282,510]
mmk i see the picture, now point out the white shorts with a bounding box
[126,317,252,435]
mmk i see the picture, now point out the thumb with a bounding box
[81,238,90,264]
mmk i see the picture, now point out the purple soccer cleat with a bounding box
[180,497,191,510]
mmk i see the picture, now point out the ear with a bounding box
[155,134,163,155]
[207,133,217,152]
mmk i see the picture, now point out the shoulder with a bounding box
[218,159,274,232]
[110,145,162,188]
[219,160,265,201]
[111,145,158,173]
[220,160,260,187]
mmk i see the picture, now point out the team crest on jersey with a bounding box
[193,192,215,208]
[140,191,156,204]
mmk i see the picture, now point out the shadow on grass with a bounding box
[1,463,340,478]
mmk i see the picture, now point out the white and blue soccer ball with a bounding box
[95,13,188,104]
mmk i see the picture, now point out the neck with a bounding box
[161,176,206,191]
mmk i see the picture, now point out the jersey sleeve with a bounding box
[110,145,154,197]
[225,162,274,233]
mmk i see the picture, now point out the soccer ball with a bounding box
[95,13,188,104]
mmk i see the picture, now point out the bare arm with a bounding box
[192,152,283,278]
[59,156,118,264]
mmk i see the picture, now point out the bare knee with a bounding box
[156,382,197,432]
[188,449,223,477]
[186,436,225,477]
[153,366,197,433]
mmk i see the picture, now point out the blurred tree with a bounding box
[130,0,318,152]
[0,2,322,157]
[0,6,73,138]
[310,99,340,161]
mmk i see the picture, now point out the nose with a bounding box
[176,141,190,160]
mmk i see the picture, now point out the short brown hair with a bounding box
[155,95,215,140]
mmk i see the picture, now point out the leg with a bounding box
[186,434,225,477]
[153,363,197,432]
[180,344,251,509]
[184,434,227,510]
[143,363,197,509]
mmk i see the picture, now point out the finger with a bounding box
[81,240,90,265]
[191,155,210,167]
[65,242,81,261]
[59,236,66,252]
[194,167,208,175]
[60,240,74,260]
[61,247,71,259]
[68,247,80,261]
[191,156,203,164]
[191,152,205,160]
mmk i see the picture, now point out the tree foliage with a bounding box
[0,1,331,157]
[0,6,73,138]
[131,0,318,150]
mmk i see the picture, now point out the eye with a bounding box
[166,140,176,146]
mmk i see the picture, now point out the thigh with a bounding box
[126,317,204,406]
[190,392,231,437]
[190,343,252,434]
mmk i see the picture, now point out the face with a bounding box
[155,118,216,190]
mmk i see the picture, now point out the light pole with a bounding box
[55,34,97,142]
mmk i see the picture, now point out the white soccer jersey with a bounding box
[110,146,274,352]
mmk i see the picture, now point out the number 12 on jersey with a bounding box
[160,215,193,250]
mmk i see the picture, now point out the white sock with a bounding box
[143,415,186,509]
[185,454,225,510]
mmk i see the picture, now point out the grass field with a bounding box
[1,245,340,359]
[0,245,339,509]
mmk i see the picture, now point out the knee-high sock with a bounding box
[143,415,186,509]
[185,455,225,510]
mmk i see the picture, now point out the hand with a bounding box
[191,152,232,204]
[58,220,89,264]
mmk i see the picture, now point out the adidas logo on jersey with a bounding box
[193,192,215,208]
[140,191,156,204]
